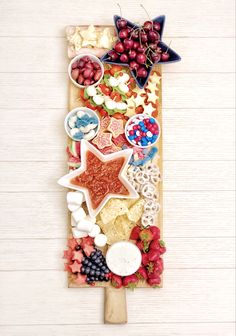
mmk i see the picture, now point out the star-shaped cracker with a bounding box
[92,131,112,149]
[149,71,161,85]
[143,102,156,115]
[147,90,158,105]
[133,93,147,107]
[107,117,124,138]
[146,80,158,93]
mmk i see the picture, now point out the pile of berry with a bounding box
[126,115,160,147]
[80,248,110,285]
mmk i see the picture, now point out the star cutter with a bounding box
[101,15,181,89]
[58,140,139,217]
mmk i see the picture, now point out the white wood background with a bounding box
[0,0,235,335]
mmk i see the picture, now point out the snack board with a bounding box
[60,16,180,324]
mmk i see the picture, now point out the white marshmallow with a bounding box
[76,219,94,233]
[89,225,101,237]
[118,73,130,83]
[94,233,107,247]
[72,228,88,238]
[71,216,77,227]
[68,203,80,212]
[67,191,84,206]
[72,207,86,223]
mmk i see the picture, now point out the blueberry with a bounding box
[99,276,104,281]
[91,265,96,270]
[83,259,89,265]
[104,268,110,274]
[96,270,101,276]
[91,255,97,261]
[88,262,92,267]
[100,272,105,278]
[95,277,99,281]
[101,265,106,271]
[104,277,109,282]
[85,267,90,274]
[90,252,95,257]
[96,250,102,256]
[98,262,103,267]
[81,266,85,274]
[90,277,95,281]
[90,270,95,276]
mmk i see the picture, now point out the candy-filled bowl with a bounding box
[125,114,161,148]
[68,53,104,88]
[64,107,100,141]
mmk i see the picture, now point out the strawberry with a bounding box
[150,226,160,240]
[139,228,153,242]
[83,244,95,257]
[147,276,161,287]
[136,240,149,253]
[147,259,164,278]
[81,237,94,248]
[142,253,149,266]
[149,239,160,250]
[111,274,123,288]
[147,249,160,262]
[123,274,138,290]
[136,266,148,280]
[130,225,141,240]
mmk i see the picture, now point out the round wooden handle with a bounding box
[104,287,127,324]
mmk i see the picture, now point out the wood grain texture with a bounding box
[0,237,234,270]
[0,191,234,239]
[0,323,235,336]
[0,73,235,109]
[0,270,234,324]
[0,0,234,37]
[0,37,235,73]
[0,109,234,161]
[0,0,235,333]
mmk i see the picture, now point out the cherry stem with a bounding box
[140,4,153,30]
[117,3,122,17]
[165,40,172,54]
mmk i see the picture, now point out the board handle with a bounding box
[104,287,127,324]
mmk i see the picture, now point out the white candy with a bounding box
[94,233,107,247]
[72,207,86,223]
[108,76,119,87]
[93,94,104,105]
[83,129,96,140]
[76,219,94,232]
[136,130,140,136]
[80,124,97,133]
[68,115,77,128]
[147,131,153,137]
[118,83,129,93]
[89,224,101,237]
[67,191,84,206]
[86,86,97,97]
[118,73,130,83]
[72,228,88,238]
[116,102,127,110]
[68,203,80,212]
[70,128,80,136]
[77,110,85,118]
[105,99,117,110]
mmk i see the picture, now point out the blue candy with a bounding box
[73,131,84,140]
[149,118,156,124]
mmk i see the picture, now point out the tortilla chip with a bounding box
[127,198,145,222]
[100,199,128,224]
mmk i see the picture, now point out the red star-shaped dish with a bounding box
[58,140,138,217]
[101,15,181,88]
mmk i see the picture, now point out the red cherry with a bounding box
[117,18,127,29]
[149,42,158,50]
[148,30,160,42]
[140,32,148,43]
[108,50,119,61]
[153,22,161,31]
[133,41,139,49]
[161,52,170,61]
[129,60,139,70]
[120,54,129,63]
[114,41,125,53]
[137,67,147,78]
[137,45,146,53]
[151,52,161,63]
[128,49,137,59]
[131,30,139,40]
[123,38,134,50]
[143,20,153,31]
[119,29,129,39]
[136,53,146,64]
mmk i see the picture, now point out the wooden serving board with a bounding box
[65,25,163,324]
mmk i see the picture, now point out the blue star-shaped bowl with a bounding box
[101,15,181,89]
